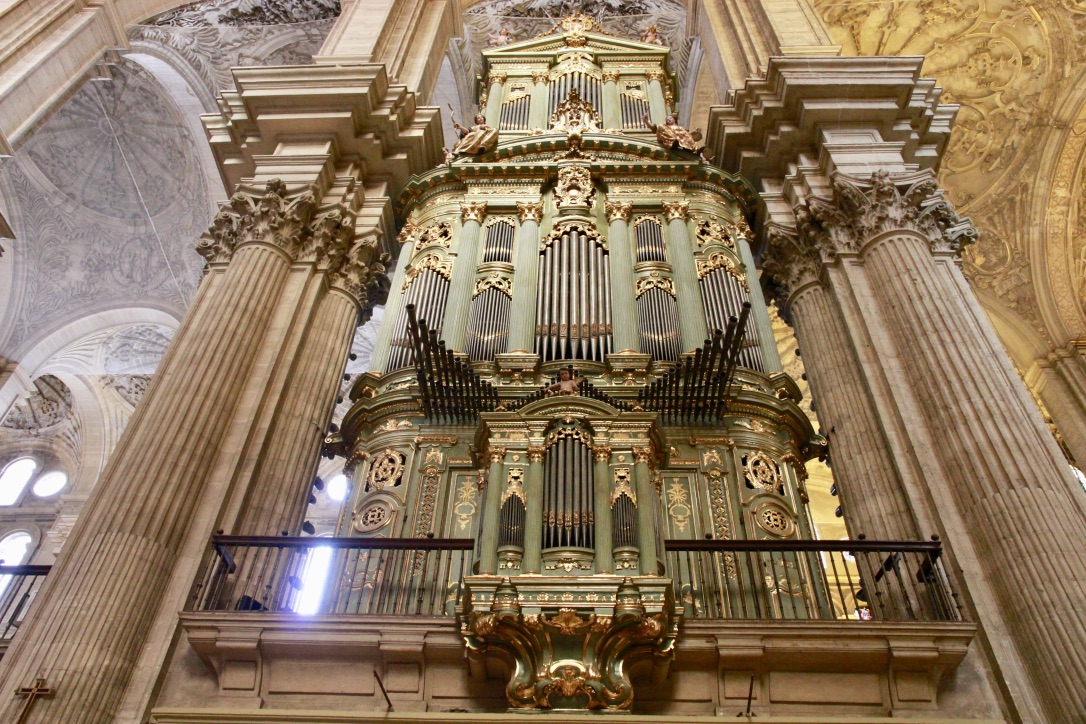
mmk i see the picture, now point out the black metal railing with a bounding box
[191,536,474,616]
[0,565,50,643]
[665,538,960,622]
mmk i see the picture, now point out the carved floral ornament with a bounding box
[605,201,632,223]
[762,171,978,300]
[516,201,544,223]
[661,201,689,221]
[474,272,514,299]
[403,253,452,291]
[635,272,675,298]
[461,200,489,223]
[197,179,390,309]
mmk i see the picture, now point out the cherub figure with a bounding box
[449,106,499,157]
[639,23,665,46]
[546,368,583,396]
[487,27,515,47]
[643,113,710,161]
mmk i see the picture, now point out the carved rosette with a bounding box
[461,201,488,223]
[516,201,544,223]
[605,201,632,223]
[461,577,678,710]
[661,201,688,221]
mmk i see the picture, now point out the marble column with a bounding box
[663,201,709,351]
[484,72,506,128]
[762,227,918,542]
[601,70,621,130]
[521,445,545,574]
[1036,343,1086,469]
[0,180,382,723]
[813,171,1086,721]
[508,201,543,352]
[371,227,416,372]
[443,201,487,351]
[605,201,639,352]
[593,446,613,573]
[633,447,658,576]
[645,68,667,124]
[479,447,507,575]
[529,72,549,130]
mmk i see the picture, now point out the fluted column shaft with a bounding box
[737,235,782,372]
[528,74,549,130]
[372,237,415,372]
[235,285,359,534]
[508,202,542,351]
[479,450,506,575]
[787,281,918,541]
[602,72,621,130]
[861,229,1086,721]
[0,240,293,723]
[605,202,639,352]
[633,453,657,576]
[522,450,545,574]
[664,205,708,351]
[646,70,666,124]
[484,73,505,128]
[593,450,613,573]
[1037,345,1086,468]
[443,202,486,351]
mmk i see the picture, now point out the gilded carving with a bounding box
[516,200,544,223]
[634,272,675,298]
[665,479,691,533]
[528,445,546,463]
[605,201,632,223]
[531,70,550,85]
[417,221,453,249]
[601,69,620,83]
[455,477,479,532]
[402,253,452,291]
[488,71,508,86]
[549,89,601,134]
[367,448,406,491]
[474,271,514,299]
[611,467,636,505]
[461,200,489,223]
[693,217,734,248]
[645,67,666,83]
[503,467,526,505]
[695,251,746,289]
[743,451,783,495]
[661,200,688,221]
[553,165,596,209]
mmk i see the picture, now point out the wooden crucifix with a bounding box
[14,678,54,724]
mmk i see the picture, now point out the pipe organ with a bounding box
[341,14,823,712]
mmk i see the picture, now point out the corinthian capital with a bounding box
[801,170,976,257]
[760,224,823,319]
[662,201,689,221]
[516,201,544,223]
[605,200,632,222]
[197,179,319,264]
[460,200,488,223]
[327,230,392,319]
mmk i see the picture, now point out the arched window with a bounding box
[32,471,68,498]
[0,531,32,566]
[326,474,349,502]
[0,458,37,506]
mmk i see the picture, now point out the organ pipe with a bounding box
[636,286,681,361]
[700,267,765,371]
[535,227,612,362]
[388,268,450,370]
[543,430,595,550]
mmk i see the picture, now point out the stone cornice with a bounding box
[706,56,956,188]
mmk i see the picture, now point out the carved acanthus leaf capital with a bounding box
[516,201,544,223]
[801,171,976,258]
[489,72,508,86]
[327,230,392,317]
[645,67,666,83]
[662,201,688,221]
[461,201,488,223]
[761,224,823,309]
[601,70,620,83]
[197,179,319,264]
[605,201,632,222]
[531,71,550,85]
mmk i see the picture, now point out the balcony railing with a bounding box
[665,538,961,622]
[0,565,50,645]
[190,536,474,616]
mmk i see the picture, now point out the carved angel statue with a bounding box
[644,113,711,161]
[546,368,584,396]
[487,27,515,47]
[449,106,499,157]
[639,23,665,46]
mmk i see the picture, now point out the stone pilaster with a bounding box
[663,201,708,351]
[508,201,543,352]
[762,225,918,542]
[1035,343,1086,469]
[605,200,639,352]
[808,170,1086,721]
[0,180,372,722]
[443,201,487,351]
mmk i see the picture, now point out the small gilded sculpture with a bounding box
[448,106,499,158]
[639,23,665,46]
[546,368,584,396]
[643,113,710,161]
[487,27,515,47]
